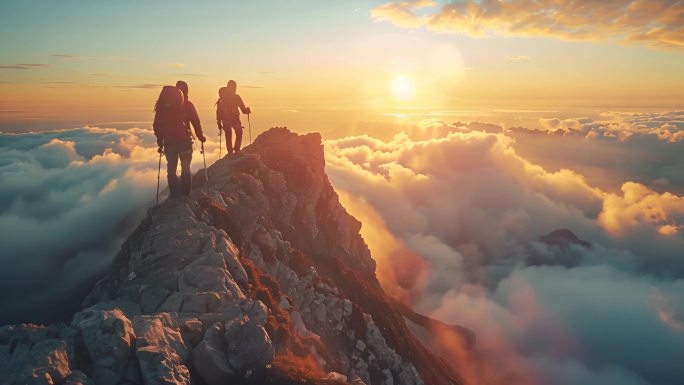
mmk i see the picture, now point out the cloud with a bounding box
[507,55,531,61]
[118,83,165,89]
[504,111,684,194]
[371,0,684,49]
[371,0,437,29]
[0,64,48,70]
[325,126,684,385]
[0,127,224,325]
[165,63,186,68]
[175,73,208,77]
[50,54,81,59]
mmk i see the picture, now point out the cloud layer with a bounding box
[372,0,684,49]
[0,127,223,325]
[325,127,684,385]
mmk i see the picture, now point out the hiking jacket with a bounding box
[183,100,204,140]
[216,94,248,124]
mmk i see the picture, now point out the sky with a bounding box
[1,1,684,385]
[0,0,682,134]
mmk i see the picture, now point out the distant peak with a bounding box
[539,228,591,248]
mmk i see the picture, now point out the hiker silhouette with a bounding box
[153,81,205,198]
[216,80,251,155]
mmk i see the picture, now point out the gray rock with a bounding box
[181,292,230,314]
[179,264,229,293]
[179,318,203,347]
[136,346,190,385]
[71,309,134,385]
[0,338,71,385]
[192,322,233,385]
[139,286,170,314]
[133,313,189,363]
[223,317,274,371]
[64,370,94,385]
[157,293,183,313]
[30,339,71,383]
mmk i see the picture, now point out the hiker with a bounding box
[216,80,251,155]
[153,81,205,198]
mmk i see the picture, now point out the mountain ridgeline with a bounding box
[0,128,472,385]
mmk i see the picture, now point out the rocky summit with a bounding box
[0,128,470,385]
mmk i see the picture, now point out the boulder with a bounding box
[0,338,71,385]
[223,317,274,371]
[71,309,135,385]
[64,370,95,385]
[132,313,191,385]
[192,322,233,385]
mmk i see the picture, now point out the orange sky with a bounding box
[1,1,682,134]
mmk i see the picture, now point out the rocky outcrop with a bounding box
[0,127,468,385]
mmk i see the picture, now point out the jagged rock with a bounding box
[71,309,135,385]
[0,338,71,385]
[132,313,190,384]
[64,370,94,385]
[223,316,274,370]
[139,286,171,314]
[237,300,269,327]
[192,322,233,385]
[157,293,183,313]
[136,346,189,385]
[179,318,203,347]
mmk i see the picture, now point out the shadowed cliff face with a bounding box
[0,127,469,385]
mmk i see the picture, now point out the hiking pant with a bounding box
[165,140,192,197]
[223,120,243,153]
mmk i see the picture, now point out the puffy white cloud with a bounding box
[372,0,684,50]
[505,111,684,195]
[0,127,222,324]
[325,126,684,385]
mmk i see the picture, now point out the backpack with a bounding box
[216,87,235,121]
[156,85,184,114]
[154,86,185,140]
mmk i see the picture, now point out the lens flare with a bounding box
[390,75,416,102]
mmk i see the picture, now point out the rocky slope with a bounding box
[0,128,470,385]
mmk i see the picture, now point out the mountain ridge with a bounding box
[0,127,470,385]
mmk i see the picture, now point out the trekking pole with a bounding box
[248,113,252,145]
[156,145,163,205]
[201,142,209,182]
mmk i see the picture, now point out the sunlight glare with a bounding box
[390,75,416,102]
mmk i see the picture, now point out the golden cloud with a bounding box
[372,0,684,49]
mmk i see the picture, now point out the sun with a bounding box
[390,75,416,102]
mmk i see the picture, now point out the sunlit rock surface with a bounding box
[0,128,470,385]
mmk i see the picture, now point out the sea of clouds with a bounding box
[1,113,683,385]
[0,127,221,324]
[324,114,684,385]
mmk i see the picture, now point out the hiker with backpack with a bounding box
[216,80,251,156]
[153,81,205,198]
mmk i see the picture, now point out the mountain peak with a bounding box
[539,228,592,249]
[1,128,467,385]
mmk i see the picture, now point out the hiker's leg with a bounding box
[179,145,193,196]
[234,125,243,152]
[165,145,180,197]
[226,124,234,154]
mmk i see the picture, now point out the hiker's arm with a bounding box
[153,114,163,147]
[216,103,222,129]
[238,96,250,114]
[188,103,205,142]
